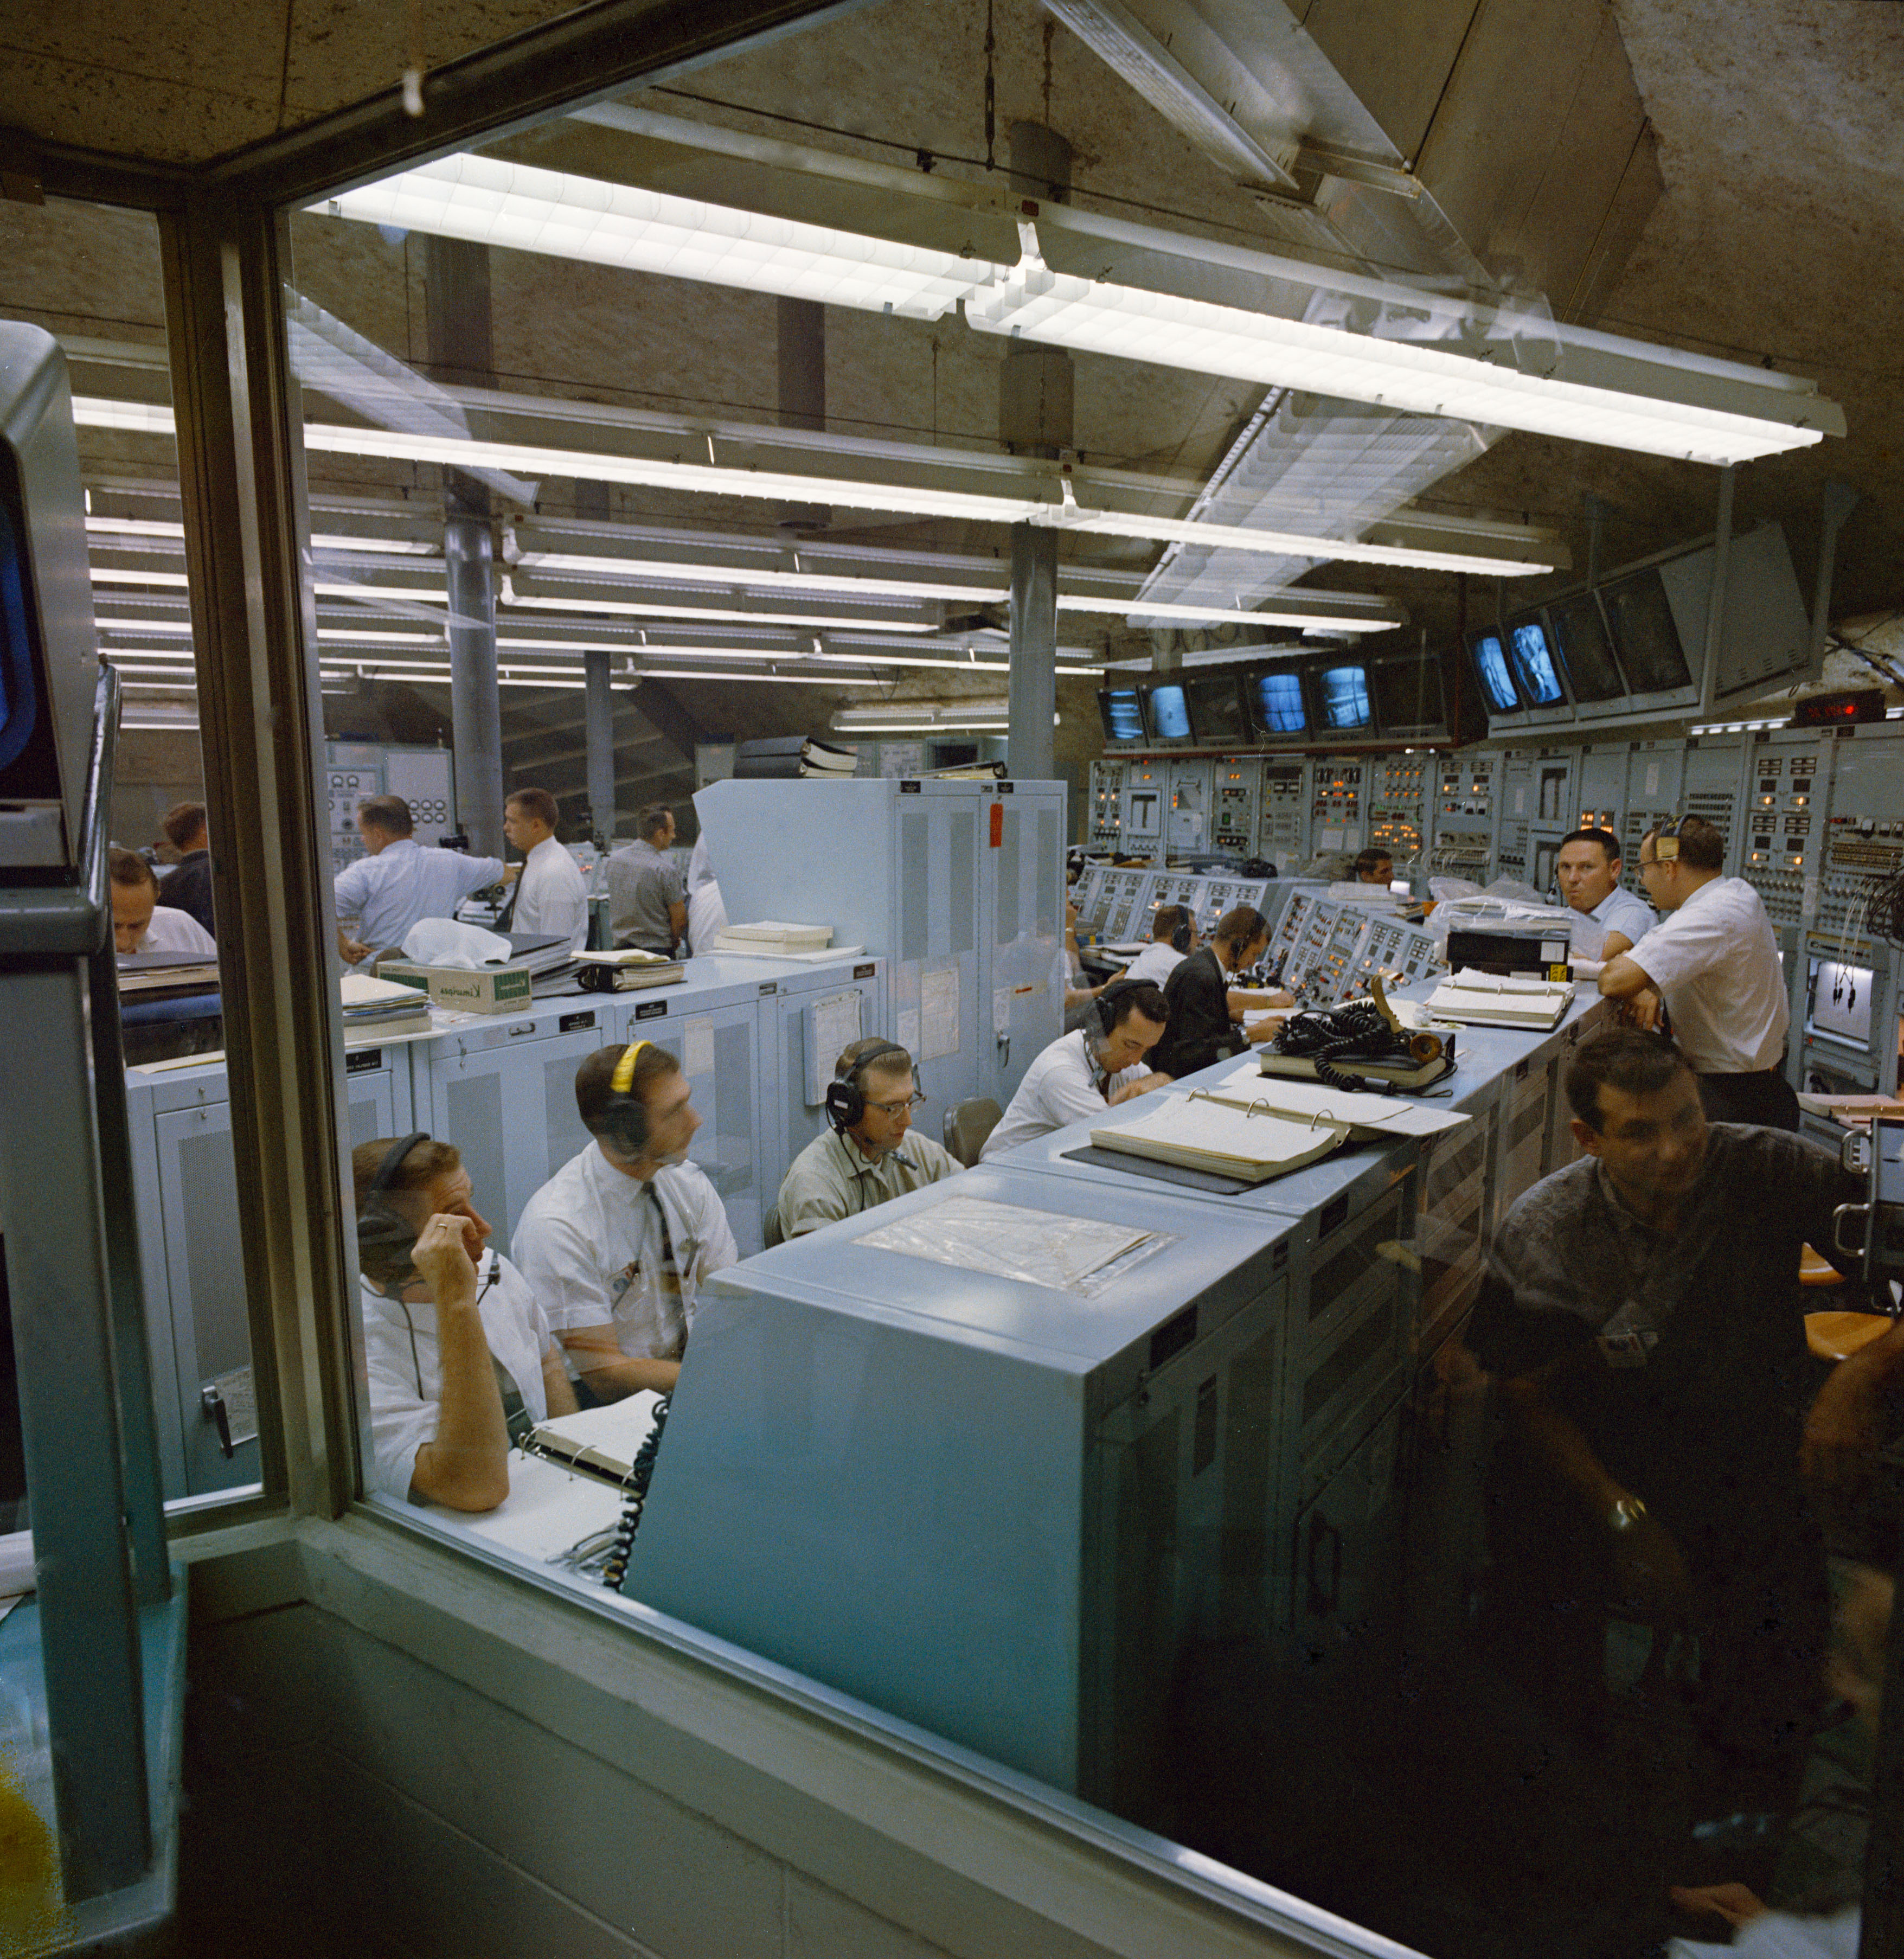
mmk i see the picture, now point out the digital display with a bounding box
[1370,656,1443,733]
[1249,668,1307,735]
[1506,613,1565,705]
[1316,664,1372,731]
[1183,673,1248,746]
[1602,567,1693,694]
[1548,591,1626,704]
[1807,957,1874,1047]
[1145,682,1191,742]
[1470,631,1520,713]
[1097,687,1146,745]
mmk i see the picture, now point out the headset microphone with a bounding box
[825,1040,912,1134]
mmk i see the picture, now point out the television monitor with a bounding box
[1096,687,1146,746]
[1315,662,1373,733]
[1182,671,1249,747]
[1247,667,1308,737]
[1143,681,1193,745]
[1468,629,1521,714]
[1370,655,1444,733]
[1504,610,1566,706]
[1807,957,1874,1048]
[1548,591,1627,704]
[1601,566,1694,694]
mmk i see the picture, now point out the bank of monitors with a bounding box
[1369,653,1445,738]
[1503,610,1566,707]
[1548,591,1627,706]
[1313,661,1373,734]
[1468,628,1522,715]
[1601,566,1694,697]
[1247,666,1309,738]
[1143,680,1194,747]
[1183,672,1249,747]
[1097,687,1147,747]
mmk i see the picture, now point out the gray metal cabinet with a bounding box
[764,959,887,1203]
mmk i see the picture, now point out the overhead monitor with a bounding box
[1097,687,1147,746]
[1601,566,1694,694]
[1247,667,1308,737]
[1504,610,1566,706]
[1142,681,1194,746]
[1807,957,1874,1048]
[1548,591,1627,705]
[1370,655,1444,734]
[1468,629,1521,714]
[1315,662,1374,733]
[0,496,58,796]
[1182,672,1249,747]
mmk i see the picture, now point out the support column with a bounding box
[1002,121,1073,784]
[584,643,617,846]
[777,296,829,532]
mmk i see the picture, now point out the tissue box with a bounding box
[378,959,533,1014]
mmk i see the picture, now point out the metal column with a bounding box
[585,643,617,846]
[1009,528,1059,780]
[777,296,829,532]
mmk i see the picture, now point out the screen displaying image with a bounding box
[1183,673,1248,746]
[1249,668,1307,735]
[1145,682,1191,741]
[1097,687,1146,744]
[1317,664,1373,731]
[1506,614,1566,705]
[1602,568,1693,694]
[1470,631,1520,713]
[1548,591,1626,704]
[1807,958,1874,1047]
[1370,656,1444,733]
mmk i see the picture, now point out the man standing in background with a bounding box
[158,802,216,938]
[501,788,589,952]
[609,803,688,954]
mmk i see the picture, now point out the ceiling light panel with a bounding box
[317,155,999,323]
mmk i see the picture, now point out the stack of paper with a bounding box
[716,920,834,955]
[1091,1093,1355,1183]
[1426,970,1575,1029]
[733,737,858,779]
[573,949,685,992]
[341,972,434,1040]
[117,953,219,998]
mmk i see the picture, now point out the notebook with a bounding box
[1426,970,1574,1029]
[1090,1092,1354,1183]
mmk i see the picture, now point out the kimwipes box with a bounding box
[377,959,533,1014]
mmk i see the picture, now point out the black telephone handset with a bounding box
[1270,977,1451,1095]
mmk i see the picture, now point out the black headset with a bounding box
[1093,976,1157,1038]
[597,1040,656,1159]
[825,1040,912,1134]
[1158,905,1193,956]
[356,1132,431,1285]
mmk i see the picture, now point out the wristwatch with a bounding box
[1607,1495,1648,1533]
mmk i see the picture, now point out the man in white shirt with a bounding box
[983,977,1173,1159]
[1555,827,1656,959]
[110,848,218,957]
[352,1133,577,1510]
[502,787,590,951]
[512,1041,739,1400]
[1122,905,1196,988]
[334,794,504,967]
[1598,815,1797,1128]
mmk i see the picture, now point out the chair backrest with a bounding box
[942,1097,1003,1168]
[762,1202,786,1249]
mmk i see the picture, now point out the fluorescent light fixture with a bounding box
[69,398,1552,575]
[832,699,1049,734]
[501,589,940,633]
[517,548,1012,606]
[88,566,190,587]
[317,155,999,322]
[967,229,1843,468]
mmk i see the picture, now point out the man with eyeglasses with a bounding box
[1598,814,1797,1129]
[773,1038,962,1240]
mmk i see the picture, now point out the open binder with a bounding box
[1089,1090,1356,1183]
[1425,969,1575,1029]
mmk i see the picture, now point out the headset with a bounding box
[825,1040,912,1134]
[597,1040,655,1160]
[1093,976,1161,1040]
[1158,905,1193,956]
[1649,811,1689,862]
[356,1131,432,1286]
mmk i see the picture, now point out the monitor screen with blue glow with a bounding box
[1183,672,1248,745]
[1248,668,1307,735]
[1097,687,1146,745]
[1506,614,1565,705]
[1317,664,1372,732]
[1145,682,1191,742]
[1470,631,1520,713]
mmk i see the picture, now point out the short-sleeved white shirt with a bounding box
[137,906,218,957]
[334,839,505,963]
[1629,875,1788,1073]
[511,1142,738,1361]
[1122,941,1185,988]
[982,1028,1146,1160]
[359,1250,553,1503]
[1590,884,1657,950]
[511,835,589,951]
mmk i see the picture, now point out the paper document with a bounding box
[684,1015,716,1078]
[919,965,961,1061]
[805,990,864,1104]
[1211,1061,1471,1137]
[1092,1094,1350,1183]
[856,1194,1163,1295]
[895,1007,921,1054]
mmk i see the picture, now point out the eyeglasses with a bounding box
[867,1092,927,1115]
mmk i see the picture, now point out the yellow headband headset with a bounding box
[611,1039,652,1096]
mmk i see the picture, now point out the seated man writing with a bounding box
[983,977,1172,1158]
[512,1041,738,1400]
[354,1133,576,1512]
[1469,1025,1903,1823]
[1151,904,1292,1080]
[775,1038,961,1240]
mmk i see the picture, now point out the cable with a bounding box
[600,1394,672,1591]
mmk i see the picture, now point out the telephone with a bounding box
[1262,977,1454,1095]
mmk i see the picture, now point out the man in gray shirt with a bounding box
[608,803,688,953]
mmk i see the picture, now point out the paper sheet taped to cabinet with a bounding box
[856,1194,1169,1297]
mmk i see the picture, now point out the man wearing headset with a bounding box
[1598,815,1798,1129]
[1151,905,1293,1081]
[511,1041,738,1401]
[773,1038,963,1241]
[1121,905,1198,988]
[353,1134,577,1512]
[982,978,1174,1159]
